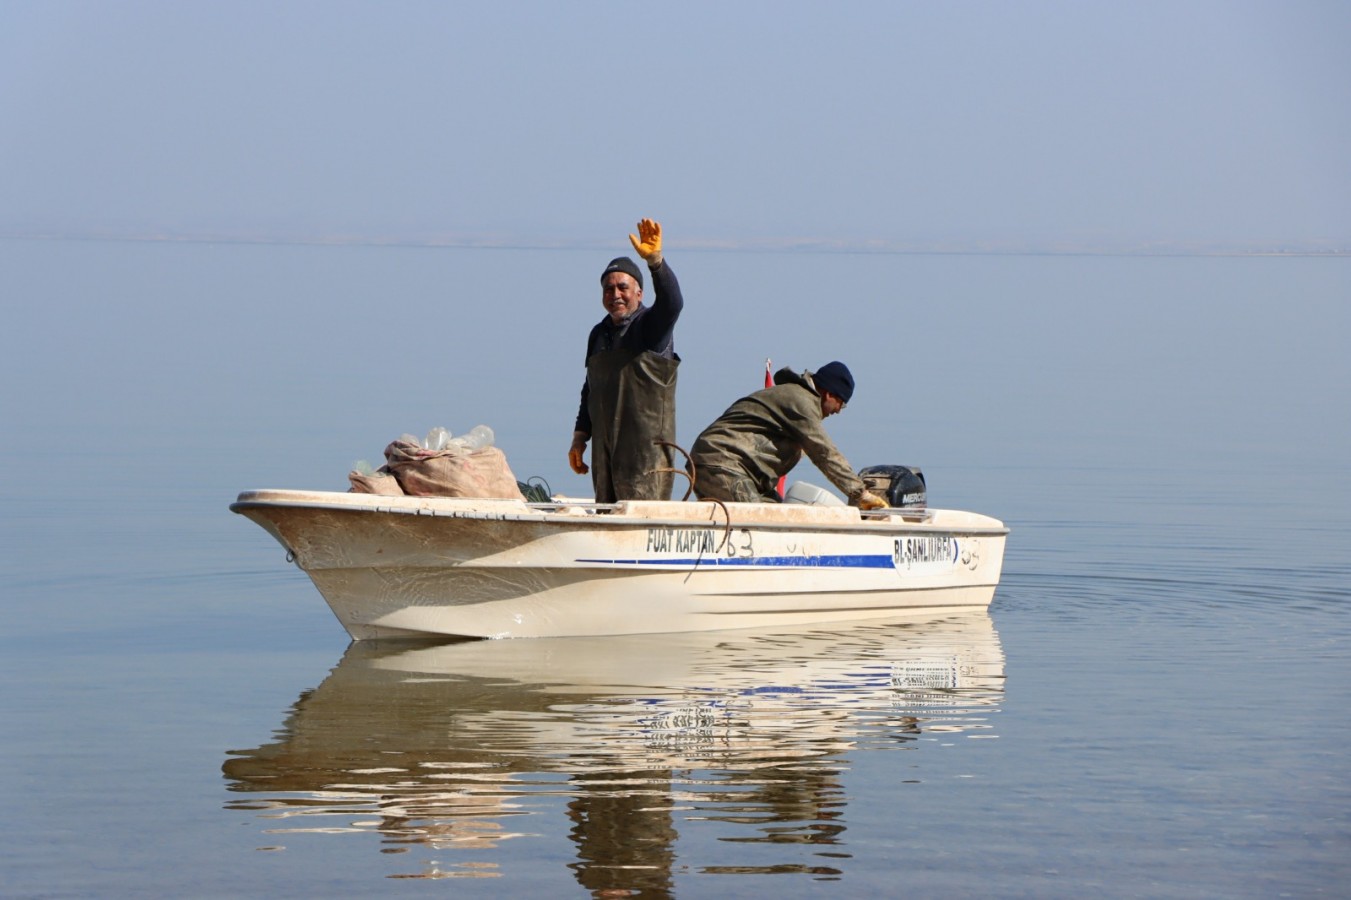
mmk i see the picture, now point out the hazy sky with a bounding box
[2,0,1347,247]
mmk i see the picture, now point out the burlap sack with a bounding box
[348,467,405,495]
[383,440,526,499]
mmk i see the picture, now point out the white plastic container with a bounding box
[783,481,846,506]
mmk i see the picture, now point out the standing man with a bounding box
[689,361,887,509]
[569,218,684,502]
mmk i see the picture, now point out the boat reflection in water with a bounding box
[224,611,1005,887]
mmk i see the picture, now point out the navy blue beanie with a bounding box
[813,361,854,403]
[600,257,643,289]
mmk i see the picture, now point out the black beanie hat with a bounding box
[600,257,643,289]
[813,361,854,403]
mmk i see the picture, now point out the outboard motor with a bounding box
[858,465,926,508]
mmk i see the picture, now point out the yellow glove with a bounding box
[568,435,589,475]
[628,218,662,266]
[856,490,887,511]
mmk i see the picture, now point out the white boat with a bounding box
[231,485,1008,640]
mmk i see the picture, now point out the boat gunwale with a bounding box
[230,490,1011,538]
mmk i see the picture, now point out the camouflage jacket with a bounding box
[690,367,865,502]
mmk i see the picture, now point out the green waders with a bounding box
[585,348,678,503]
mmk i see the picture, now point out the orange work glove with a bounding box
[568,436,589,475]
[856,490,887,511]
[628,218,662,266]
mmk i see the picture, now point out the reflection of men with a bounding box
[569,218,684,502]
[690,361,887,509]
[568,770,676,895]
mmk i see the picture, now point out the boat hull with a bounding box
[231,490,1008,639]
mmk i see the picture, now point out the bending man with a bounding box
[569,218,684,502]
[689,361,887,509]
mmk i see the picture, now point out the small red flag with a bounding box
[765,359,785,499]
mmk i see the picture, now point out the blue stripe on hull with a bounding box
[574,554,896,569]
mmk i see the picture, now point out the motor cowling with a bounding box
[858,465,926,508]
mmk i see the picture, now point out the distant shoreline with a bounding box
[2,230,1346,258]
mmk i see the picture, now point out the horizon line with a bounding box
[1,229,1347,258]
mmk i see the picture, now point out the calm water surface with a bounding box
[1,240,1347,897]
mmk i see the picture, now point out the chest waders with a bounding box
[585,348,678,503]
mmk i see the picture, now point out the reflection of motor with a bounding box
[859,465,927,508]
